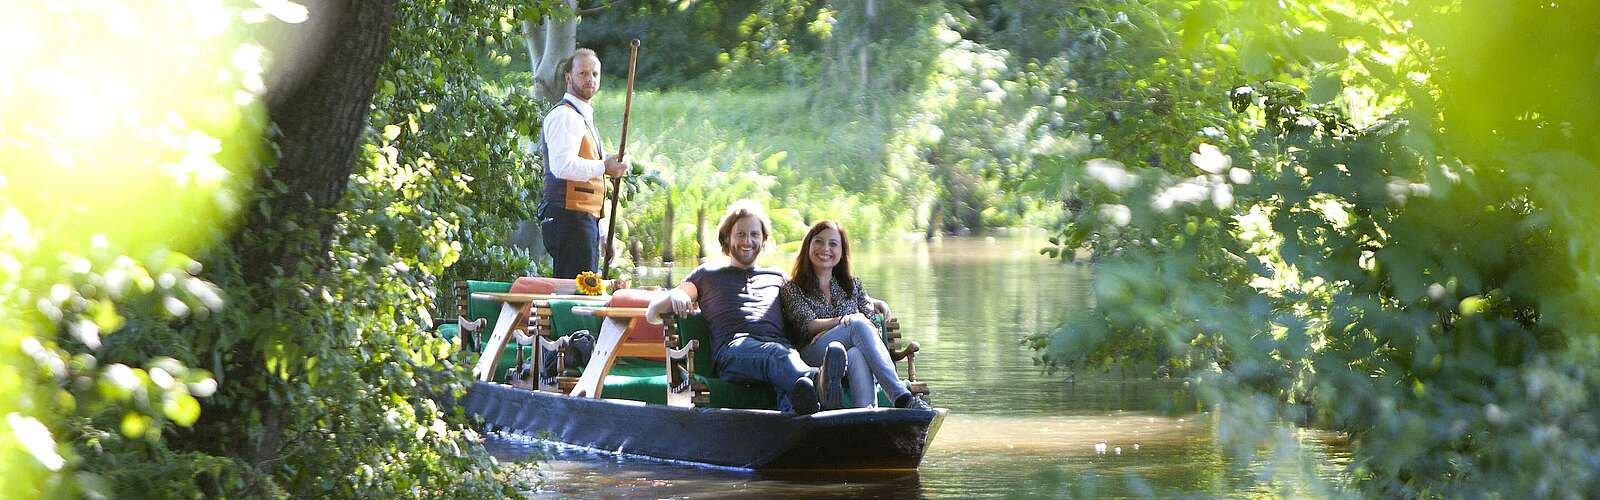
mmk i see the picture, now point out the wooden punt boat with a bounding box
[461,382,946,470]
[437,280,942,470]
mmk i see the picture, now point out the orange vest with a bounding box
[564,130,605,218]
[539,100,607,219]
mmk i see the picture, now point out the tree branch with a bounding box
[576,2,613,16]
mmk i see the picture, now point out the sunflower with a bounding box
[575,271,604,296]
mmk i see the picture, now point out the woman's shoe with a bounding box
[819,342,848,410]
[894,393,931,411]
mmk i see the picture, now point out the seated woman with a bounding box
[779,221,928,410]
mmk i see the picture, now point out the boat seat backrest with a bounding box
[674,314,718,377]
[464,280,513,350]
[546,299,605,338]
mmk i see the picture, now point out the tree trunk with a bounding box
[520,20,543,73]
[514,0,578,258]
[662,193,676,263]
[508,219,545,262]
[227,0,398,471]
[525,0,578,102]
[248,0,397,270]
[696,204,707,262]
[859,0,876,87]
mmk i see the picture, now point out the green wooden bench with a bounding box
[544,307,925,409]
[429,280,530,384]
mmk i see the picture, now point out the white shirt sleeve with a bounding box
[544,106,606,181]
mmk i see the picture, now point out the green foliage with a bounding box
[569,0,827,90]
[170,0,545,495]
[373,2,546,309]
[0,1,270,496]
[3,0,547,497]
[1022,0,1600,496]
[538,0,1053,247]
[882,15,1081,234]
[591,89,919,261]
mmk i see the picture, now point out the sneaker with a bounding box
[894,393,932,411]
[789,376,820,415]
[819,342,848,410]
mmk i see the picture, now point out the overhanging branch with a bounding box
[576,1,613,16]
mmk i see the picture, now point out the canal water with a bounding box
[484,233,1351,497]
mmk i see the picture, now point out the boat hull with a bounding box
[461,382,945,470]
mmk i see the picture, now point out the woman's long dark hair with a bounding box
[791,221,854,297]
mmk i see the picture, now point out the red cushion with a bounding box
[510,276,564,294]
[608,289,668,341]
[508,277,567,334]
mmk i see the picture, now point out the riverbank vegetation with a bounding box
[1019,1,1600,497]
[3,1,540,496]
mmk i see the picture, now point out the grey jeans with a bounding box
[798,315,911,407]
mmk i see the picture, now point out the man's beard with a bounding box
[732,248,759,267]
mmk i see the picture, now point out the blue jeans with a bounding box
[715,336,816,412]
[799,315,911,408]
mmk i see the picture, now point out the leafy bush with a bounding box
[1025,1,1600,496]
[2,1,546,496]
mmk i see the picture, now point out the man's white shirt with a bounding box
[544,92,606,181]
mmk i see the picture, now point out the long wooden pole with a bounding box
[602,39,639,278]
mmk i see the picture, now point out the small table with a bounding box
[470,292,608,382]
[567,306,653,399]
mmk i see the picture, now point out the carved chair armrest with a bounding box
[890,340,920,382]
[458,316,487,332]
[662,313,710,407]
[457,316,487,353]
[666,339,701,392]
[534,335,569,393]
[881,318,930,400]
[665,338,699,361]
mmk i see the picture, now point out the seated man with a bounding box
[648,200,838,414]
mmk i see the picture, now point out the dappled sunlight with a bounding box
[4,0,1593,496]
[1,0,269,261]
[0,1,293,495]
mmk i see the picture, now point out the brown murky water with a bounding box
[485,233,1351,497]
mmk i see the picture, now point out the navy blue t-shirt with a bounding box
[685,264,788,356]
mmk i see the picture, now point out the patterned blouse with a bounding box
[779,277,875,348]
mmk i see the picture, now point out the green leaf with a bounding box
[1297,30,1347,63]
[165,394,202,426]
[121,412,148,438]
[1241,39,1274,76]
[1308,73,1342,103]
[1180,4,1224,50]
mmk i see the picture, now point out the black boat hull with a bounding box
[461,382,945,470]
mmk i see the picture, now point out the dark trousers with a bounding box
[540,212,598,279]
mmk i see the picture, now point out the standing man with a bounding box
[539,48,630,278]
[647,200,846,415]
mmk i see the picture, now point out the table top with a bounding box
[570,306,651,319]
[471,292,611,303]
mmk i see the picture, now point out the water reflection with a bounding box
[492,233,1349,497]
[486,436,926,498]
